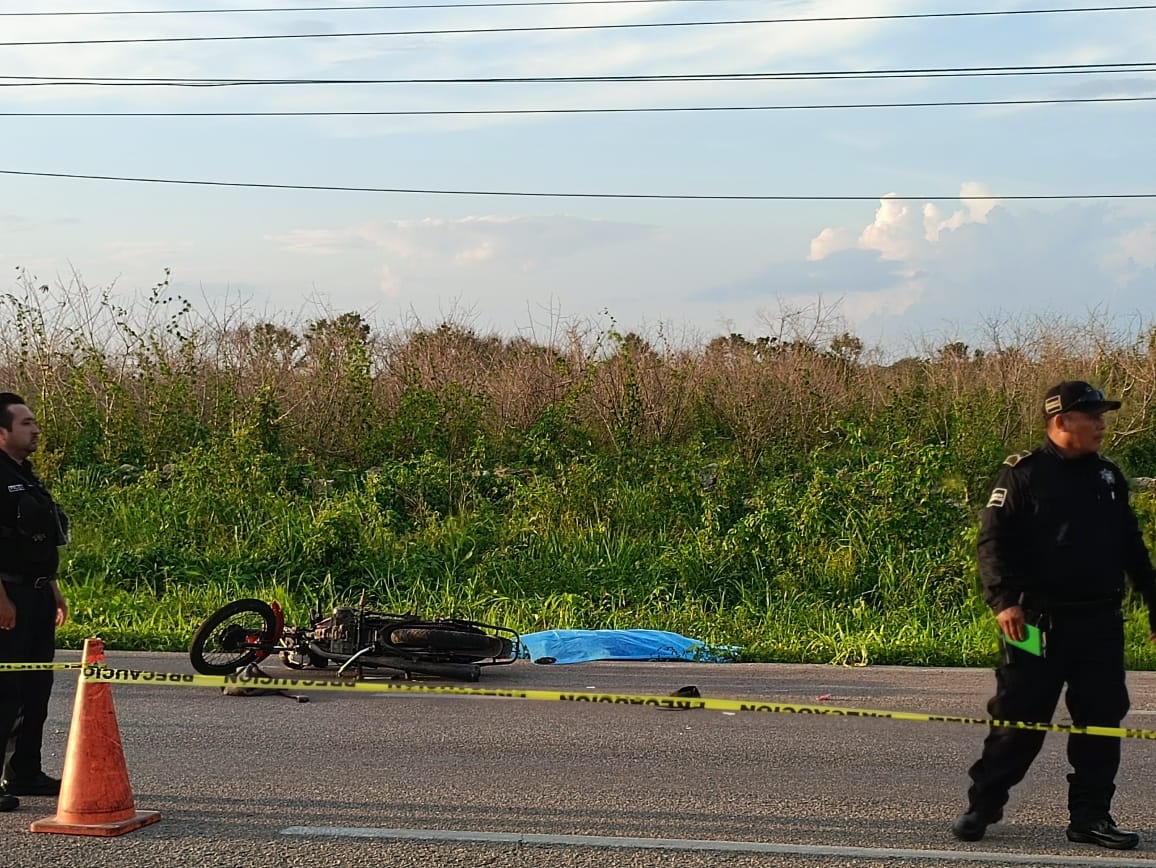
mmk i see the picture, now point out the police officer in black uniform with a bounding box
[0,393,69,812]
[952,381,1156,850]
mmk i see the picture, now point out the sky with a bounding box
[1,0,1155,354]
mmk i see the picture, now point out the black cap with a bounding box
[1043,381,1121,417]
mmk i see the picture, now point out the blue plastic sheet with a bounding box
[518,629,740,665]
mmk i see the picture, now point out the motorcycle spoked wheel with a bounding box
[189,598,279,675]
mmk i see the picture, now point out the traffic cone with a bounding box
[30,637,161,836]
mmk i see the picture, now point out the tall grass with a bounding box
[4,276,1156,666]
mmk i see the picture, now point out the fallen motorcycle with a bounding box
[189,597,519,682]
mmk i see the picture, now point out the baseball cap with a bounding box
[1043,381,1121,417]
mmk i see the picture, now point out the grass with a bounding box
[55,575,1156,671]
[4,283,1156,669]
[46,443,1156,670]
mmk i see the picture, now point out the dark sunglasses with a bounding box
[1068,388,1106,409]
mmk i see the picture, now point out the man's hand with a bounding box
[0,592,14,630]
[52,585,68,627]
[997,605,1026,643]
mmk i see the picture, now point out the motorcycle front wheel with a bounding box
[189,598,278,675]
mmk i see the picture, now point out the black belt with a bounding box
[0,574,53,589]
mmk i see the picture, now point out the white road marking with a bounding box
[279,826,1156,865]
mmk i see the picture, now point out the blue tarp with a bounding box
[519,629,740,665]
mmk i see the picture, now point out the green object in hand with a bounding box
[1004,623,1043,656]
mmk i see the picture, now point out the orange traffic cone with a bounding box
[30,637,161,836]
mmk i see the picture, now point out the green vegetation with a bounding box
[5,275,1156,667]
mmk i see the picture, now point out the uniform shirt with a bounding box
[0,452,63,578]
[977,438,1156,615]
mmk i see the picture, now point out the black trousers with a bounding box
[966,606,1129,825]
[0,582,57,781]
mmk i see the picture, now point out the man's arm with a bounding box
[0,583,14,630]
[977,462,1030,640]
[48,579,67,627]
[1118,478,1156,641]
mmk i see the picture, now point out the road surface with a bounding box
[5,651,1156,867]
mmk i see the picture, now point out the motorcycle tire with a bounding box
[390,627,505,658]
[190,598,278,675]
[356,655,483,682]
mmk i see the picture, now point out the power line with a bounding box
[4,62,1156,86]
[2,1,1152,16]
[3,5,1156,47]
[1,169,1153,201]
[0,0,808,16]
[4,95,1154,116]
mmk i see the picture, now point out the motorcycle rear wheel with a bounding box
[390,627,505,658]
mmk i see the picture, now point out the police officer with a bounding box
[0,393,69,811]
[952,381,1156,850]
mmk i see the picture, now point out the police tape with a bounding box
[0,661,84,671]
[72,664,1156,741]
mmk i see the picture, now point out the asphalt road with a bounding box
[6,651,1156,867]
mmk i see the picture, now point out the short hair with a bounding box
[0,393,27,431]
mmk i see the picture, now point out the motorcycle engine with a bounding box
[314,607,360,655]
[313,607,392,655]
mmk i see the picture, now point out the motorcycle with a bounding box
[189,596,519,682]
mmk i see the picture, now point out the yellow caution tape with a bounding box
[0,662,84,671]
[78,664,1156,741]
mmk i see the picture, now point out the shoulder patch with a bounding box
[1003,450,1032,468]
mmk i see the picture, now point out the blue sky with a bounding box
[1,0,1154,353]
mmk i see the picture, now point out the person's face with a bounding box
[1054,408,1108,456]
[0,403,40,461]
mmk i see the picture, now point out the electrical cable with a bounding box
[2,94,1153,116]
[1,168,1152,201]
[3,61,1155,87]
[2,5,1156,47]
[0,0,827,16]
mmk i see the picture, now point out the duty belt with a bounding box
[0,573,53,589]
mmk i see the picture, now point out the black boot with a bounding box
[0,771,61,797]
[951,808,1003,842]
[0,794,18,812]
[1066,818,1140,850]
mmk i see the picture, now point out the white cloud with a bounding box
[807,226,855,261]
[809,183,1002,264]
[454,238,499,265]
[1103,224,1156,282]
[790,199,1156,347]
[770,259,924,325]
[923,182,998,242]
[267,215,652,265]
[835,280,924,323]
[856,194,923,261]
